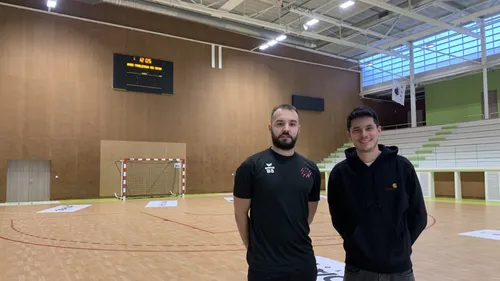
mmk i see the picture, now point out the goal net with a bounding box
[119,158,185,200]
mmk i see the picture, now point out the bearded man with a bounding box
[233,104,321,281]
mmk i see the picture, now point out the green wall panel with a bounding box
[425,70,500,126]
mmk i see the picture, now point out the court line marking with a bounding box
[140,212,216,234]
[2,218,344,252]
[0,212,437,253]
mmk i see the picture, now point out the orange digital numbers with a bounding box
[139,57,152,64]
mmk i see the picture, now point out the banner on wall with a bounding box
[392,79,406,106]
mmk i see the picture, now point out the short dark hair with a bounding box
[347,106,380,130]
[270,104,299,120]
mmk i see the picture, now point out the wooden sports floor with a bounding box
[0,195,499,281]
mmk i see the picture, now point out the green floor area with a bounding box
[425,197,500,206]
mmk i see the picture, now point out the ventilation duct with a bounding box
[100,0,317,49]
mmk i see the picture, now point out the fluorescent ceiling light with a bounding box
[303,19,319,30]
[340,0,354,9]
[258,35,287,51]
[276,35,287,41]
[47,0,57,8]
[306,19,319,26]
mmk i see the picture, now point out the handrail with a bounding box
[382,121,426,130]
[381,112,500,131]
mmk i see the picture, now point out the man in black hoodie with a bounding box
[327,107,428,281]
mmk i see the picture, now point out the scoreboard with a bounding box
[113,53,174,95]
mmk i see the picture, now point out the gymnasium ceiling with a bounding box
[93,0,500,63]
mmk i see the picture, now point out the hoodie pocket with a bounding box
[346,216,407,264]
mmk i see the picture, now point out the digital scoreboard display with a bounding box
[113,53,174,95]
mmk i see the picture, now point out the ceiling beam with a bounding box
[218,0,244,11]
[314,0,436,54]
[434,1,467,15]
[299,31,408,58]
[150,0,408,59]
[378,3,500,49]
[289,8,388,39]
[356,0,481,39]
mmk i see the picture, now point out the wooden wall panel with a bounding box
[434,172,455,198]
[0,3,361,200]
[434,172,486,199]
[461,172,485,199]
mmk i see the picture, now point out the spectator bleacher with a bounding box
[317,118,500,171]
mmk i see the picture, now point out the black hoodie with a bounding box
[327,144,427,274]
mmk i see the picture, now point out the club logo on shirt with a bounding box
[265,163,275,173]
[301,167,312,178]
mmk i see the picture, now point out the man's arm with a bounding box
[327,166,347,238]
[234,197,251,249]
[405,160,428,245]
[307,165,322,224]
[233,159,254,249]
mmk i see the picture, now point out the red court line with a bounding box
[425,214,437,230]
[0,230,344,253]
[1,211,437,253]
[9,219,250,248]
[140,212,215,234]
[1,221,343,253]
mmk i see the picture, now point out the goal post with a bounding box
[119,158,185,200]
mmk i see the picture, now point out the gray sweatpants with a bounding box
[343,265,415,281]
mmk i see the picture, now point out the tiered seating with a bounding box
[416,118,500,168]
[317,118,500,171]
[317,124,450,170]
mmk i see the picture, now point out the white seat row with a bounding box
[441,130,500,140]
[452,118,500,128]
[433,143,500,153]
[417,159,500,169]
[423,151,500,160]
[381,124,445,136]
[437,137,500,146]
[450,123,500,134]
[321,118,500,171]
[338,142,426,151]
[323,158,500,171]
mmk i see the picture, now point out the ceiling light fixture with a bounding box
[258,34,287,51]
[47,0,57,8]
[340,0,354,9]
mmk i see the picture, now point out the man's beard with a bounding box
[271,131,297,150]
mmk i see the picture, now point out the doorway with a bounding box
[6,160,51,202]
[481,90,498,119]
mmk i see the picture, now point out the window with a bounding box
[360,13,500,88]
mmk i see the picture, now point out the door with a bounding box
[6,160,51,202]
[481,90,498,119]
